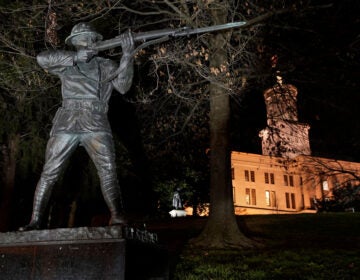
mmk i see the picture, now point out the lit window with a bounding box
[286,193,296,209]
[245,188,250,204]
[265,190,276,207]
[322,180,329,191]
[245,188,256,205]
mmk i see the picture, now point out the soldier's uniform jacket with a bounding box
[37,50,130,135]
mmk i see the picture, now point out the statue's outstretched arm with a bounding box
[109,31,134,94]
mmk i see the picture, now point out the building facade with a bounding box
[231,82,360,214]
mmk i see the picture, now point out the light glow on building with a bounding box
[231,83,360,215]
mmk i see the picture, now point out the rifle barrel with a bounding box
[92,21,247,52]
[173,21,247,37]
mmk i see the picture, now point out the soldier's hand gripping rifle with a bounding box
[91,21,247,54]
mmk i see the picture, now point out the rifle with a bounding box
[91,21,247,52]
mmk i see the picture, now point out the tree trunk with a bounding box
[0,134,20,232]
[190,1,255,249]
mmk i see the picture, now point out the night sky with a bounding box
[231,1,360,162]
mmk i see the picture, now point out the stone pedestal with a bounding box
[169,209,187,218]
[0,226,168,280]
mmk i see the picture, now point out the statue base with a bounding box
[169,209,187,218]
[0,226,168,280]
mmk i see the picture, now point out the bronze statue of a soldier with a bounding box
[20,22,134,230]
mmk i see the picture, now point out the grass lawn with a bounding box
[150,213,360,279]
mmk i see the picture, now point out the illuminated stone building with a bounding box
[231,82,360,214]
[259,83,311,159]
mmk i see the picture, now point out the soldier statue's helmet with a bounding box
[65,22,103,46]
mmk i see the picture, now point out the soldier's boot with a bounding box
[100,174,127,226]
[106,190,127,226]
[18,178,54,231]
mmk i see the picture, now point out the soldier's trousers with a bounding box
[29,132,123,225]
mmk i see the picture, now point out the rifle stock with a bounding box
[91,21,247,52]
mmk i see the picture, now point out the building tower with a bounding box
[259,79,311,159]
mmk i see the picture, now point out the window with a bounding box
[284,175,288,186]
[270,173,275,184]
[265,190,276,207]
[286,193,296,209]
[245,170,249,182]
[265,173,269,184]
[265,172,275,184]
[250,171,255,182]
[322,180,329,191]
[286,193,290,208]
[245,188,257,205]
[291,193,296,209]
[284,175,294,186]
[245,188,250,204]
[300,176,303,186]
[245,170,255,182]
[289,175,294,186]
[251,189,256,205]
[231,167,235,180]
[301,194,305,209]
